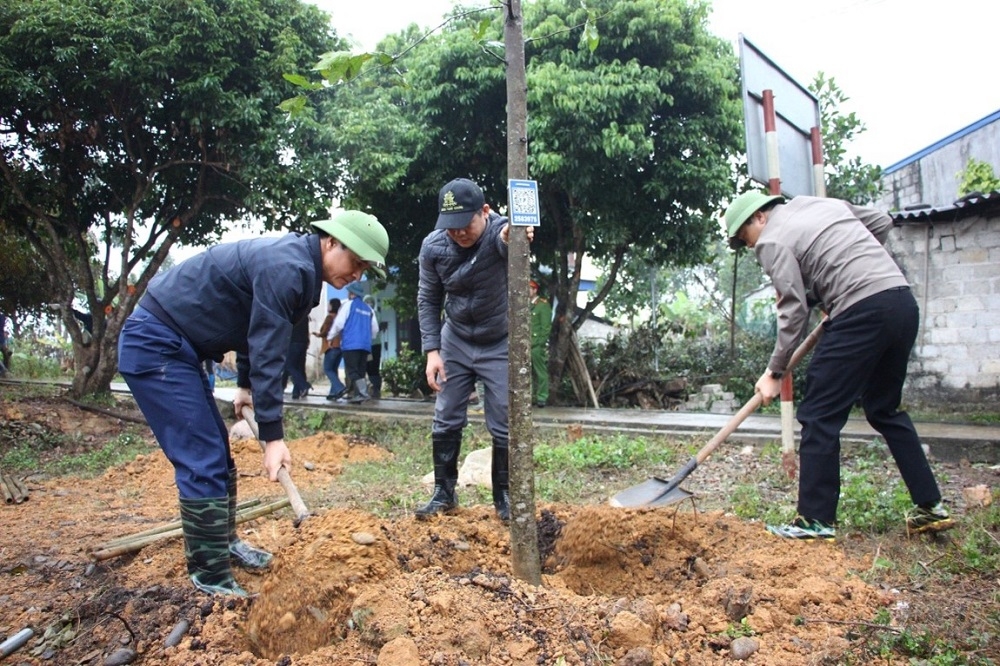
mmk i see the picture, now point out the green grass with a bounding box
[535,433,678,470]
[1,442,43,470]
[281,411,693,515]
[940,499,1000,574]
[842,608,995,665]
[46,431,152,477]
[1,429,152,477]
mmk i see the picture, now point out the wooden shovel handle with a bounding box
[240,406,310,526]
[695,318,825,466]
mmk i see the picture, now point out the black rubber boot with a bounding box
[227,469,272,570]
[179,497,248,596]
[492,437,510,522]
[415,432,461,520]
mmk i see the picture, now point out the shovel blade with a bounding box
[609,477,694,508]
[647,486,694,507]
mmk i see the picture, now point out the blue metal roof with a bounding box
[883,108,1000,175]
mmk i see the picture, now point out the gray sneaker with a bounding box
[766,516,836,541]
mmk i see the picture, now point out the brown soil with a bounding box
[1,392,998,666]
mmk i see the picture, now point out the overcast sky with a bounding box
[308,0,1000,168]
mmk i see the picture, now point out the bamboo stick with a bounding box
[8,474,28,502]
[101,498,261,549]
[0,474,14,504]
[89,498,290,561]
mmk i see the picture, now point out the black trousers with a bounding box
[796,287,942,523]
[284,341,309,395]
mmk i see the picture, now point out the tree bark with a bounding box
[504,0,541,587]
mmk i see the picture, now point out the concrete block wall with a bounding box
[886,214,1000,408]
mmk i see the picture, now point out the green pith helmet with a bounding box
[722,191,784,249]
[311,211,389,277]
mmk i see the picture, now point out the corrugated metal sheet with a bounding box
[892,190,1000,223]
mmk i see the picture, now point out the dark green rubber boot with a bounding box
[227,469,273,570]
[179,497,248,596]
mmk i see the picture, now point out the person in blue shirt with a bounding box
[118,211,388,595]
[328,281,378,403]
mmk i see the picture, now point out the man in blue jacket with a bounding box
[118,211,388,595]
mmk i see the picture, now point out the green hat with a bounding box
[312,211,389,278]
[722,191,784,249]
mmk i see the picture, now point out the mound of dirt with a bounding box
[1,394,995,665]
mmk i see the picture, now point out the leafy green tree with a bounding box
[811,72,882,203]
[308,0,743,399]
[605,73,883,359]
[0,0,345,396]
[957,158,1000,196]
[0,222,50,321]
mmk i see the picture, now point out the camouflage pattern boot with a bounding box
[227,469,273,570]
[179,497,248,596]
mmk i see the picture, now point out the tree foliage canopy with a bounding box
[0,0,345,395]
[311,0,743,391]
[811,72,882,203]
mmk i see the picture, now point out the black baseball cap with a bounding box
[435,178,485,230]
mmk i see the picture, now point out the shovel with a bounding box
[240,406,311,526]
[609,320,825,509]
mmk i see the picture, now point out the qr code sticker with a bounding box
[511,187,538,215]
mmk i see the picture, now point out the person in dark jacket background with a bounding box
[283,314,312,399]
[118,211,388,595]
[316,298,346,400]
[415,177,531,522]
[529,279,552,407]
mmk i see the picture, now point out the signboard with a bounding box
[507,179,540,226]
[739,35,821,197]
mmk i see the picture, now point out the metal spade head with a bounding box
[609,477,694,508]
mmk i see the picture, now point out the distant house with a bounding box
[876,109,1000,410]
[878,108,1000,211]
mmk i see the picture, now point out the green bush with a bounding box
[380,343,430,398]
[5,335,67,379]
[584,321,808,407]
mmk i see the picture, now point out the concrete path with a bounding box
[195,384,1000,464]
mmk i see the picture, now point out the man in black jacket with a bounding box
[415,178,529,522]
[118,211,388,595]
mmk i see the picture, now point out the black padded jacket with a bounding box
[417,212,509,351]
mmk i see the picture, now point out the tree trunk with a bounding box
[545,200,585,404]
[504,0,541,587]
[68,319,123,398]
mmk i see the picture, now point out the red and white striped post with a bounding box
[762,90,781,196]
[811,126,826,198]
[762,88,798,479]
